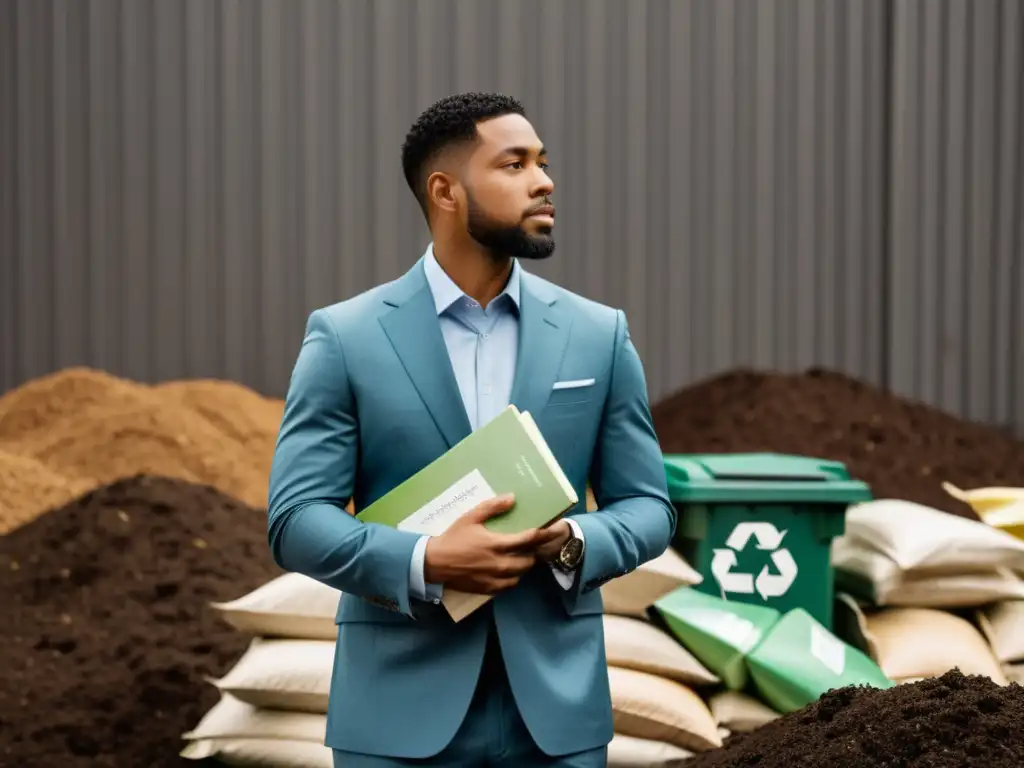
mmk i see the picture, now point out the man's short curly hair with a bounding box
[401,92,526,214]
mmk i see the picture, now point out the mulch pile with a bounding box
[0,367,285,533]
[651,368,1024,519]
[687,670,1024,767]
[0,475,283,768]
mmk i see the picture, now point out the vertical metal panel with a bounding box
[219,0,261,386]
[85,0,124,377]
[13,0,56,384]
[0,0,1020,435]
[644,0,888,382]
[888,0,1023,433]
[299,0,331,320]
[644,0,672,396]
[0,0,18,389]
[1003,2,1024,437]
[120,0,153,382]
[335,0,374,317]
[52,0,91,370]
[183,0,221,379]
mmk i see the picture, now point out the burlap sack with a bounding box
[180,738,334,767]
[210,573,340,640]
[941,483,1024,517]
[183,693,326,742]
[608,666,722,752]
[601,548,702,618]
[832,592,875,654]
[604,615,719,687]
[981,501,1024,540]
[708,691,780,733]
[211,638,334,713]
[191,673,706,766]
[840,603,1007,684]
[607,734,693,767]
[976,601,1024,664]
[840,499,1024,574]
[186,737,696,765]
[832,537,1024,607]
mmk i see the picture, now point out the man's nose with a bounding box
[533,167,554,197]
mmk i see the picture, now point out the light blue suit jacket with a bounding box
[267,254,676,759]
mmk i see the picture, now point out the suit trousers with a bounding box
[331,616,608,768]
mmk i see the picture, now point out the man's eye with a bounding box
[505,162,523,170]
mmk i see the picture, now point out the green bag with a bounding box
[653,587,782,691]
[745,607,895,713]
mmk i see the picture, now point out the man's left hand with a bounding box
[532,519,572,562]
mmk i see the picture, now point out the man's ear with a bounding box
[426,171,459,214]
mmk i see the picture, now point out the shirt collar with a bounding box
[422,243,521,315]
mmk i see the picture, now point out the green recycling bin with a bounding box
[664,453,872,630]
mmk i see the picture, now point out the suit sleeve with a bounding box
[267,309,424,616]
[563,310,676,603]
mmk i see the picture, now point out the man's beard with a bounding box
[465,194,555,262]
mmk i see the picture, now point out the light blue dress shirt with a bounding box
[408,244,583,605]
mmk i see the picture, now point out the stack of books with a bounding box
[357,404,579,621]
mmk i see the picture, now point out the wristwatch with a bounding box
[554,523,585,573]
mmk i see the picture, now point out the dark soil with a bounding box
[651,368,1024,519]
[0,475,284,768]
[687,670,1024,767]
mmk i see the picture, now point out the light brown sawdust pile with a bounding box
[0,367,286,533]
[0,451,95,531]
[0,368,153,443]
[155,379,285,450]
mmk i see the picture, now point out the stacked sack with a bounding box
[830,493,1024,686]
[950,486,1024,684]
[180,546,710,767]
[592,548,726,763]
[180,572,341,767]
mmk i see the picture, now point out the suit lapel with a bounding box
[379,260,472,449]
[509,273,572,419]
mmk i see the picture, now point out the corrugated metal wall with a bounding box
[888,0,1024,433]
[1,0,1021,434]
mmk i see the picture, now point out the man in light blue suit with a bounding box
[267,93,676,767]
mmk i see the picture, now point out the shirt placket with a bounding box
[462,300,500,431]
[478,309,498,430]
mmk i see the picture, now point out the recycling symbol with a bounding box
[711,522,798,600]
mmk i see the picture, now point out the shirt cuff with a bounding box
[550,518,585,590]
[409,535,444,604]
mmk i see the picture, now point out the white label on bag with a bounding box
[397,469,497,537]
[810,622,847,676]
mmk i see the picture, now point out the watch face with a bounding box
[560,538,584,568]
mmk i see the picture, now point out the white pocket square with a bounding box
[552,378,595,390]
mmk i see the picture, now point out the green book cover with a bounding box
[356,404,579,621]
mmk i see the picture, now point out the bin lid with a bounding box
[663,452,873,505]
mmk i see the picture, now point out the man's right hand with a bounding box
[423,493,561,594]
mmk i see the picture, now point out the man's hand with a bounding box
[423,494,564,594]
[534,520,572,562]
